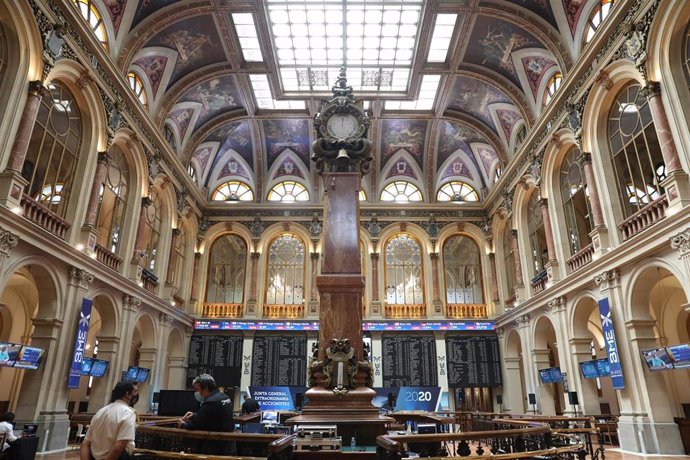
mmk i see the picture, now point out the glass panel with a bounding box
[584,0,617,44]
[384,234,423,305]
[527,192,547,273]
[266,235,305,305]
[503,225,516,293]
[267,180,309,202]
[436,181,480,202]
[206,234,247,304]
[96,146,129,254]
[211,180,255,201]
[380,181,423,202]
[559,148,592,255]
[443,235,483,304]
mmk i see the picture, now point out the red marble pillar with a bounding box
[248,252,260,302]
[578,152,605,227]
[310,252,319,301]
[133,197,152,257]
[6,81,44,172]
[370,252,379,301]
[644,82,683,173]
[430,252,441,302]
[165,228,181,285]
[489,252,499,302]
[539,198,557,261]
[511,230,524,287]
[190,252,201,301]
[84,152,111,227]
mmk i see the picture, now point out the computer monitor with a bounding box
[90,359,109,377]
[14,346,44,370]
[124,366,139,381]
[261,411,278,425]
[0,342,22,367]
[595,358,611,377]
[641,347,673,371]
[136,367,150,382]
[157,390,200,416]
[242,423,264,434]
[579,361,598,379]
[667,343,690,368]
[81,357,95,376]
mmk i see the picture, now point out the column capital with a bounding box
[516,314,530,328]
[0,225,19,257]
[370,252,379,260]
[171,228,182,238]
[141,196,153,209]
[538,197,549,208]
[495,326,504,338]
[429,252,439,260]
[28,80,46,97]
[641,81,661,99]
[670,227,690,257]
[548,295,566,314]
[68,266,94,289]
[123,294,141,312]
[594,269,619,292]
[510,229,518,239]
[310,251,320,260]
[159,312,174,327]
[577,152,592,166]
[97,151,112,166]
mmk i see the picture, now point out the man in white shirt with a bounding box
[0,412,17,451]
[80,382,139,460]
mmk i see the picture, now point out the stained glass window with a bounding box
[436,181,479,202]
[380,181,422,202]
[267,181,309,202]
[72,0,108,49]
[212,180,254,202]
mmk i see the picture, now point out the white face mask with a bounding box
[194,391,202,402]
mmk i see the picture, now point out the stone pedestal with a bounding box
[0,171,27,211]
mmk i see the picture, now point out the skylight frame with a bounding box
[249,74,306,110]
[427,14,457,63]
[232,13,265,63]
[385,74,440,111]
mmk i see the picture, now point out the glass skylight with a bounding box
[249,74,306,109]
[385,75,440,110]
[427,14,456,63]
[266,0,423,92]
[232,13,264,62]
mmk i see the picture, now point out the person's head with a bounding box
[243,394,249,401]
[111,381,139,406]
[0,412,14,423]
[192,374,217,400]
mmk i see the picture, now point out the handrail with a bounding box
[133,449,265,460]
[136,425,284,443]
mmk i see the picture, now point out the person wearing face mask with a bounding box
[178,374,234,432]
[80,382,139,460]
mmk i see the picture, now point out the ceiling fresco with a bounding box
[86,0,610,203]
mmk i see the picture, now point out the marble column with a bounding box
[510,230,526,302]
[539,198,559,284]
[429,252,443,316]
[579,152,610,254]
[369,252,381,317]
[190,252,201,302]
[503,357,524,413]
[166,356,187,390]
[245,252,260,316]
[136,347,157,413]
[84,152,111,228]
[309,252,320,316]
[165,229,181,286]
[87,336,119,412]
[488,253,499,303]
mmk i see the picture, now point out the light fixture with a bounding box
[11,206,23,215]
[450,192,465,203]
[226,192,240,203]
[76,243,85,251]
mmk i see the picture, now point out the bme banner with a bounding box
[67,298,93,389]
[597,297,625,389]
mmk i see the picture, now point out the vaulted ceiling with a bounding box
[90,0,603,203]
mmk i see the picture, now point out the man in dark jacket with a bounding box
[178,374,234,432]
[241,394,260,414]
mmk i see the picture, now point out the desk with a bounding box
[234,413,260,426]
[675,418,690,455]
[8,437,38,460]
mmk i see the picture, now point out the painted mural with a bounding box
[437,121,485,167]
[465,16,542,87]
[262,120,311,170]
[439,158,474,183]
[522,56,557,99]
[447,76,511,133]
[476,144,500,178]
[218,159,251,181]
[167,107,195,140]
[501,0,557,29]
[205,121,253,171]
[562,0,588,36]
[380,119,428,168]
[385,158,418,181]
[178,76,242,130]
[192,145,214,174]
[132,55,169,100]
[148,16,225,87]
[102,0,127,34]
[273,158,305,180]
[495,109,522,144]
[132,0,181,29]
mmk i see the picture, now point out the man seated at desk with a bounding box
[178,374,233,432]
[241,395,260,414]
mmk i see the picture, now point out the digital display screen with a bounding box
[539,369,552,384]
[90,359,109,377]
[0,342,22,367]
[641,347,673,371]
[194,320,494,331]
[124,366,140,381]
[14,346,44,370]
[136,367,150,382]
[539,367,562,384]
[595,358,611,377]
[667,343,690,368]
[579,361,599,379]
[81,358,94,375]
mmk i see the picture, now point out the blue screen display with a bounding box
[641,347,673,371]
[14,346,44,370]
[580,361,598,379]
[667,343,690,368]
[125,366,139,381]
[539,369,552,383]
[0,342,23,367]
[136,367,150,382]
[194,320,494,331]
[595,359,611,376]
[539,367,562,383]
[90,359,109,377]
[81,358,94,375]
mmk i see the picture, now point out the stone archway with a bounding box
[162,328,186,391]
[504,329,526,413]
[131,314,157,412]
[533,315,561,415]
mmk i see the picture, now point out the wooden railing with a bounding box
[530,270,548,295]
[141,268,159,293]
[172,293,185,309]
[446,303,487,319]
[203,303,243,318]
[263,304,304,318]
[94,242,122,271]
[20,194,70,239]
[385,303,426,318]
[618,194,668,241]
[504,292,517,309]
[566,242,594,272]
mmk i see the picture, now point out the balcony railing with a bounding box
[566,242,594,273]
[94,243,122,271]
[618,194,668,241]
[172,293,185,309]
[530,269,548,295]
[385,303,426,318]
[141,268,159,293]
[203,303,243,318]
[263,304,304,318]
[446,303,487,319]
[20,194,70,239]
[504,292,517,309]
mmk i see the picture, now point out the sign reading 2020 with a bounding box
[395,387,442,411]
[597,297,625,389]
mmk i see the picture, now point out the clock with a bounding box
[326,113,359,139]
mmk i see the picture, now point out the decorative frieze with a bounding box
[548,296,566,315]
[670,228,690,258]
[122,294,141,312]
[68,266,94,289]
[594,269,620,292]
[0,226,19,257]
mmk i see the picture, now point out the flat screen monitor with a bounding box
[14,346,44,370]
[538,367,562,384]
[0,342,22,367]
[538,368,552,384]
[641,347,673,371]
[579,361,598,379]
[157,390,200,416]
[667,343,690,368]
[261,411,278,424]
[124,366,139,381]
[90,359,109,377]
[81,358,94,375]
[595,358,611,377]
[136,367,150,382]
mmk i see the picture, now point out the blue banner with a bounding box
[598,297,624,389]
[248,386,307,411]
[371,386,441,412]
[67,298,93,389]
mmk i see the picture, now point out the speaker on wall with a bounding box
[496,394,503,405]
[568,391,579,406]
[528,393,536,405]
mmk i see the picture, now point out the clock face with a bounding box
[326,113,359,139]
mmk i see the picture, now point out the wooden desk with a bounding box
[389,411,454,425]
[675,418,690,454]
[235,413,261,425]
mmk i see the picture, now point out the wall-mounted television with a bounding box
[538,367,562,384]
[124,366,140,382]
[0,342,23,367]
[13,346,44,370]
[595,358,611,377]
[641,347,673,371]
[667,343,690,369]
[90,359,109,377]
[81,357,95,375]
[579,361,599,379]
[136,367,150,382]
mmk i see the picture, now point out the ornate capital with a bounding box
[577,152,592,166]
[28,80,46,97]
[548,296,566,314]
[68,267,94,289]
[171,228,182,238]
[594,269,619,292]
[516,314,530,328]
[310,251,320,261]
[123,294,141,312]
[141,196,153,209]
[495,327,504,338]
[538,197,549,209]
[185,325,194,336]
[0,226,19,257]
[595,71,613,90]
[97,151,111,166]
[510,229,519,239]
[370,252,379,261]
[641,81,661,100]
[159,312,174,327]
[429,252,439,260]
[670,228,690,257]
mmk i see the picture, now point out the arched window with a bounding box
[143,189,162,272]
[607,82,664,218]
[685,22,690,87]
[502,225,517,295]
[188,164,198,184]
[267,181,309,202]
[95,146,129,254]
[173,227,187,292]
[206,234,247,304]
[265,234,305,305]
[72,0,108,49]
[380,181,423,203]
[212,180,254,202]
[443,235,483,304]
[359,190,367,201]
[127,71,147,107]
[584,0,616,44]
[164,125,176,151]
[436,181,479,202]
[24,82,82,218]
[560,148,592,255]
[384,234,424,305]
[527,191,548,274]
[543,72,562,106]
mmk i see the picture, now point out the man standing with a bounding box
[81,382,138,460]
[241,394,260,414]
[178,374,233,432]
